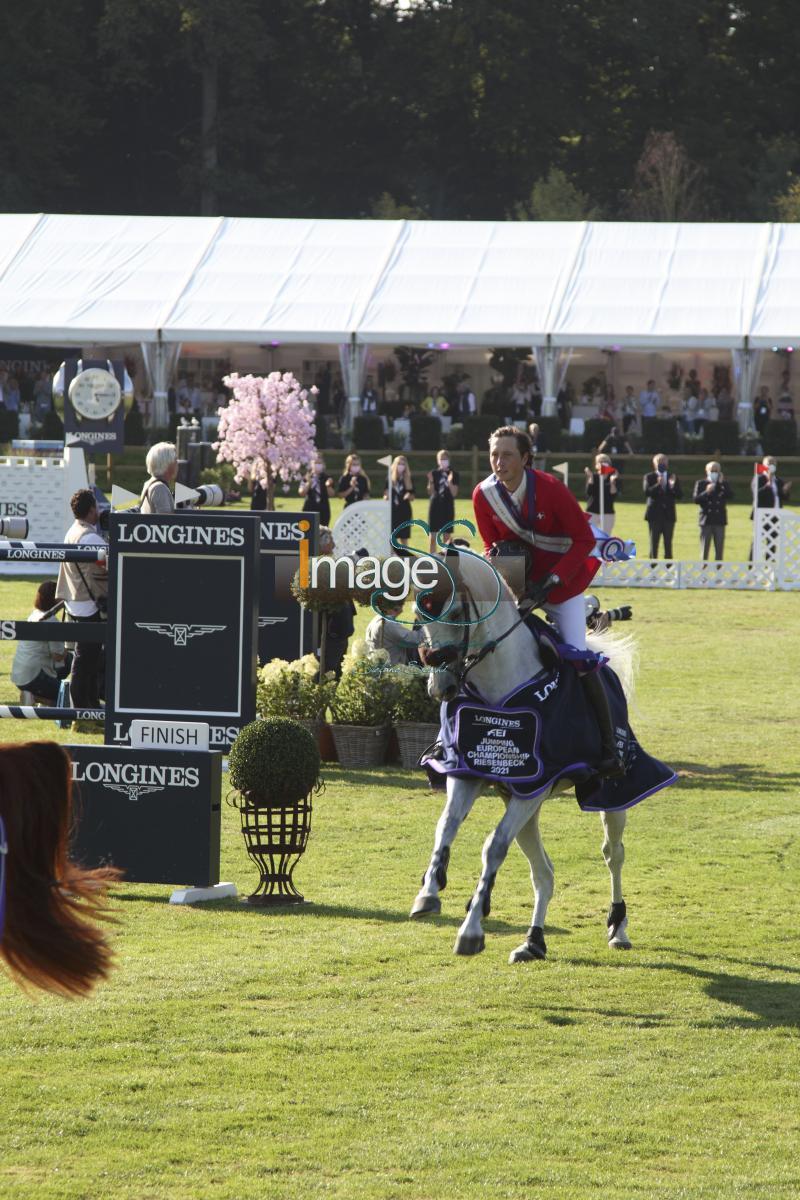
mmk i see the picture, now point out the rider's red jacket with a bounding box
[472,468,599,604]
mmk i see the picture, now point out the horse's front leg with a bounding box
[410,776,484,918]
[508,803,553,963]
[601,808,632,949]
[454,794,542,956]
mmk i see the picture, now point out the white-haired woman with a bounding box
[141,442,178,513]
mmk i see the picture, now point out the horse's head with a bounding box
[415,548,517,703]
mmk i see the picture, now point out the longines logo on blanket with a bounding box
[135,622,226,646]
[117,524,245,547]
[71,761,201,789]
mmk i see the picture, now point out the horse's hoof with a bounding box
[453,933,485,956]
[509,941,546,964]
[410,894,441,918]
[509,925,547,963]
[607,913,631,949]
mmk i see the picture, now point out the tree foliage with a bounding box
[3,1,800,221]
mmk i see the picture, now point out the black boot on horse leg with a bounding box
[581,670,625,779]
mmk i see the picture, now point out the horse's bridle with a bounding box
[421,577,533,693]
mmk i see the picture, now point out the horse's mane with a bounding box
[0,742,120,997]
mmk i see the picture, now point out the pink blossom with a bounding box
[214,371,317,491]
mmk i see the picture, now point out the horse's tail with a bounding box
[0,742,120,997]
[587,629,639,702]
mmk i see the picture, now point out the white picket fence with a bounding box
[598,510,800,591]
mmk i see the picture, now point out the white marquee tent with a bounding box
[1,214,799,422]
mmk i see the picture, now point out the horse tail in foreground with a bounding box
[0,742,120,997]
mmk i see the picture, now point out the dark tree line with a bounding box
[2,0,800,221]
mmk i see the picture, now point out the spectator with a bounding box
[336,454,370,507]
[638,379,661,420]
[385,455,415,548]
[694,388,710,433]
[427,448,459,552]
[4,374,20,413]
[55,489,107,724]
[527,421,547,456]
[716,385,734,422]
[365,596,423,666]
[584,454,620,534]
[10,581,68,702]
[140,442,178,514]
[597,425,632,457]
[643,454,682,560]
[33,369,52,419]
[621,386,637,434]
[510,377,533,421]
[680,391,699,434]
[298,456,334,527]
[692,461,732,561]
[685,368,701,397]
[455,379,477,421]
[753,456,791,512]
[316,527,354,679]
[361,376,380,414]
[776,386,795,420]
[421,385,448,416]
[753,386,772,435]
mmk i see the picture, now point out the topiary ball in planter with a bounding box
[229,718,321,804]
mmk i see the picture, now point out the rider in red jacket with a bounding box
[472,426,623,777]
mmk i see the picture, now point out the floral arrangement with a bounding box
[257,654,336,720]
[215,371,317,508]
[330,642,394,726]
[388,662,441,724]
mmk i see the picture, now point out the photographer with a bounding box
[140,442,178,513]
[55,489,108,718]
[10,581,69,702]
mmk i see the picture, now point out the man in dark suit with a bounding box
[750,455,792,562]
[692,460,732,561]
[643,453,682,559]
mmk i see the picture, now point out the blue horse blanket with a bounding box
[422,660,677,813]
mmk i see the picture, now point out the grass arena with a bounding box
[1,493,798,1199]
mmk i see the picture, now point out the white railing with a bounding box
[598,510,800,591]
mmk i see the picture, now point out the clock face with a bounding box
[69,368,121,421]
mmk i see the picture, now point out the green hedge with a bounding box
[763,419,797,456]
[702,420,741,455]
[641,417,679,454]
[353,415,386,450]
[410,415,443,451]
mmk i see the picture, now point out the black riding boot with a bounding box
[580,669,626,779]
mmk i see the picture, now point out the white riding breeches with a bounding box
[542,593,587,651]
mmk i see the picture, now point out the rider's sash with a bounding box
[478,471,573,554]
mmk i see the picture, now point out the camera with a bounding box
[585,594,632,632]
[176,483,225,509]
[0,517,30,539]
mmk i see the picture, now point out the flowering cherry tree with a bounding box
[215,372,317,509]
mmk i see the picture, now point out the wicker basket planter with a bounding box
[295,717,338,761]
[329,723,391,767]
[395,721,440,770]
[239,791,312,906]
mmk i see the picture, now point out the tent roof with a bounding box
[0,214,798,348]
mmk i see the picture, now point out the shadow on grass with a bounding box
[112,892,524,932]
[557,953,800,1030]
[673,761,800,793]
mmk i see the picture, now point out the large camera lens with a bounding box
[0,517,30,539]
[194,483,224,507]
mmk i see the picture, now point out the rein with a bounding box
[423,581,534,691]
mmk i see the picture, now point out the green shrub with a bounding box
[330,651,394,726]
[388,664,440,724]
[410,415,442,451]
[258,655,336,720]
[702,420,740,455]
[583,418,612,451]
[763,419,797,456]
[641,417,679,454]
[462,415,497,449]
[353,415,386,449]
[228,718,321,802]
